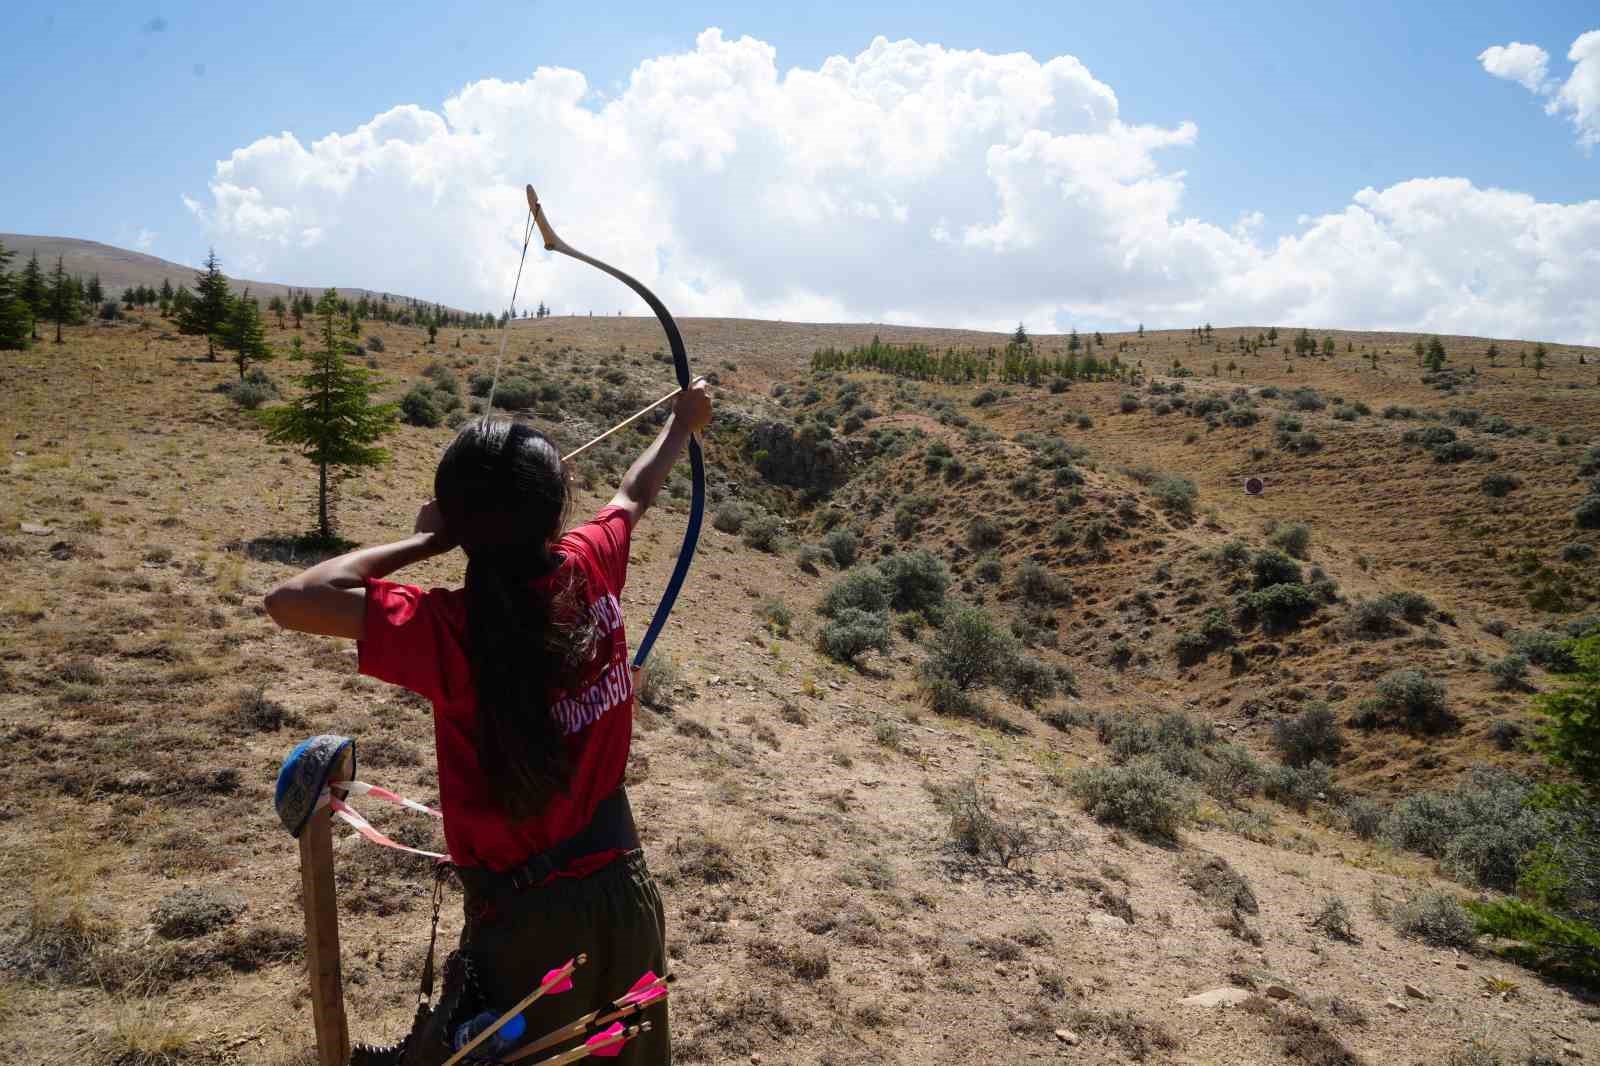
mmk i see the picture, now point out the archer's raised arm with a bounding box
[607,379,711,528]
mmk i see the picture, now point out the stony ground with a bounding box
[0,311,1596,1065]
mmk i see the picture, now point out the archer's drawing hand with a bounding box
[674,377,712,435]
[413,499,457,552]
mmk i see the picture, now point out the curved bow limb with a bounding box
[527,184,705,671]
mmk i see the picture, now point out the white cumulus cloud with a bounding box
[1478,41,1551,93]
[1481,30,1600,150]
[188,30,1600,342]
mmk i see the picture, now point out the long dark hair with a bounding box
[434,417,597,819]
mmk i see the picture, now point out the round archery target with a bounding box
[1244,476,1265,496]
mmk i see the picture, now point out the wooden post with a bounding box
[300,804,350,1066]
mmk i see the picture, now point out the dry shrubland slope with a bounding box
[1,299,1597,1066]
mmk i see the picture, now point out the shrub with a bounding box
[974,555,1002,583]
[1577,495,1600,530]
[1561,542,1596,563]
[742,514,783,552]
[365,334,385,352]
[1072,758,1193,840]
[820,567,891,617]
[822,528,859,568]
[1393,890,1476,949]
[1239,583,1317,628]
[1405,425,1457,446]
[1003,657,1057,708]
[1217,539,1251,572]
[1152,475,1198,517]
[1181,853,1258,913]
[817,608,891,664]
[1273,704,1344,767]
[1268,522,1311,559]
[1510,630,1579,672]
[1119,393,1140,413]
[400,384,443,427]
[1486,718,1523,751]
[1015,560,1069,605]
[1252,548,1302,588]
[1343,797,1384,840]
[231,381,274,410]
[924,677,988,721]
[926,605,1016,690]
[758,597,792,637]
[966,516,1003,550]
[636,654,680,708]
[1291,387,1325,411]
[1275,413,1303,433]
[1480,473,1521,498]
[1310,897,1358,942]
[492,377,536,409]
[1264,761,1331,812]
[1465,898,1600,988]
[937,778,1036,868]
[1380,590,1434,623]
[1489,653,1530,691]
[1374,668,1448,727]
[712,502,748,534]
[878,551,951,616]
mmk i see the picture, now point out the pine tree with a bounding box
[86,275,103,305]
[160,278,175,304]
[267,295,287,328]
[47,256,79,343]
[1011,322,1029,346]
[222,291,274,381]
[259,290,398,541]
[19,252,46,341]
[1486,341,1499,367]
[0,240,33,351]
[122,288,137,308]
[180,248,233,359]
[1426,336,1447,373]
[1413,338,1426,366]
[1533,343,1547,378]
[1067,328,1080,352]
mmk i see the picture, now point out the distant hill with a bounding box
[0,233,455,311]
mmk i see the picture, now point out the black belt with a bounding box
[497,787,639,893]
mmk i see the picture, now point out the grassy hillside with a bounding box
[0,234,457,312]
[0,307,1596,1065]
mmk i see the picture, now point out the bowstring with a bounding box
[486,208,537,416]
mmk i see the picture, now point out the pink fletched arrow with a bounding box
[585,1022,627,1057]
[441,955,586,1066]
[504,971,673,1062]
[619,972,668,1007]
[542,964,575,995]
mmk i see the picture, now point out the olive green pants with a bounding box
[397,850,669,1065]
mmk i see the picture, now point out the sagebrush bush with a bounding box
[1015,560,1069,605]
[1272,703,1344,767]
[822,528,859,568]
[1238,583,1317,628]
[878,551,951,616]
[492,377,536,409]
[400,384,442,427]
[1561,542,1596,563]
[742,514,784,553]
[817,608,891,664]
[1252,548,1303,588]
[966,516,1003,550]
[711,501,748,534]
[925,605,1016,690]
[1152,475,1198,517]
[1511,630,1579,672]
[1489,653,1530,691]
[1268,521,1312,558]
[1392,890,1476,949]
[1373,668,1448,726]
[819,567,891,617]
[1264,761,1332,812]
[1343,797,1384,840]
[1072,758,1193,840]
[231,381,275,410]
[1380,590,1434,623]
[1119,393,1140,413]
[1577,494,1600,530]
[1480,472,1521,498]
[1217,539,1251,572]
[1003,657,1057,708]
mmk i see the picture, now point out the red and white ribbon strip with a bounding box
[343,779,443,818]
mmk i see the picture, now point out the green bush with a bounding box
[1152,475,1198,517]
[822,528,859,568]
[757,597,793,637]
[879,551,951,616]
[1373,668,1449,728]
[1003,657,1057,708]
[1577,495,1600,530]
[742,514,784,553]
[1465,898,1600,988]
[1238,583,1317,628]
[711,501,748,534]
[817,608,891,664]
[1343,797,1384,840]
[1119,393,1140,413]
[967,516,1003,550]
[1268,522,1311,559]
[1217,539,1251,572]
[819,567,891,617]
[1015,560,1069,605]
[1252,548,1302,588]
[1071,758,1193,840]
[926,605,1016,690]
[401,384,443,427]
[1272,703,1344,767]
[492,377,536,409]
[1489,653,1530,691]
[1264,761,1332,812]
[1393,890,1476,949]
[975,555,1003,583]
[1379,590,1434,623]
[231,380,275,410]
[1480,472,1521,498]
[1511,630,1579,672]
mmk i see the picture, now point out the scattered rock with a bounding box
[1182,988,1255,1008]
[1088,913,1129,929]
[1055,1029,1080,1045]
[20,522,53,536]
[1456,961,1470,970]
[1263,985,1295,1001]
[1404,983,1432,1001]
[1385,997,1409,1013]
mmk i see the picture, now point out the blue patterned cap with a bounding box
[274,735,356,837]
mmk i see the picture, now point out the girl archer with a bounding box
[265,380,711,1064]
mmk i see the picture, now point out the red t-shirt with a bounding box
[358,506,635,877]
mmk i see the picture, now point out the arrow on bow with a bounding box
[525,184,705,671]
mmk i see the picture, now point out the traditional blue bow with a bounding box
[526,185,704,670]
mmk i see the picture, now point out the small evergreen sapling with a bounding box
[259,289,398,541]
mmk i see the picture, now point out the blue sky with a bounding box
[3,2,1597,339]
